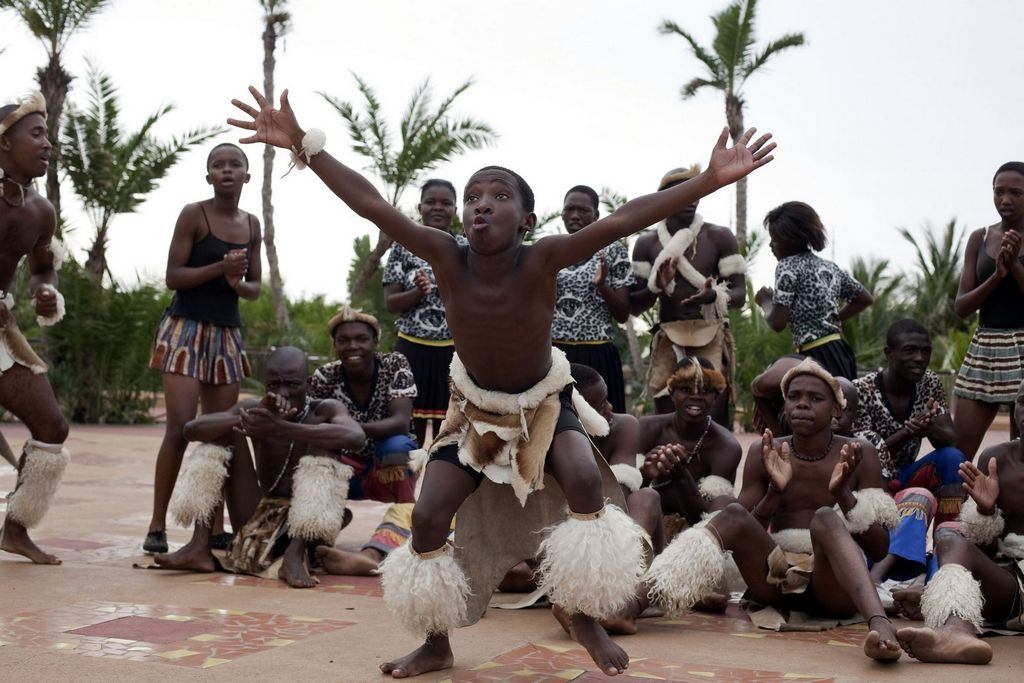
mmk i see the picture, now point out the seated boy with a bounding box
[895,380,1024,664]
[154,347,366,588]
[228,85,773,677]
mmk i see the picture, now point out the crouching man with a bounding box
[154,346,366,587]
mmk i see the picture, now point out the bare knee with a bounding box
[410,504,450,551]
[809,506,844,537]
[933,530,971,562]
[33,416,69,444]
[718,501,749,523]
[628,488,661,524]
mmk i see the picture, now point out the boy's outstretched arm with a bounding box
[228,87,452,262]
[538,127,775,271]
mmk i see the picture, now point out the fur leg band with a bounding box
[645,526,725,616]
[998,533,1024,560]
[698,475,734,502]
[6,439,69,528]
[287,455,353,542]
[537,504,648,620]
[379,542,470,636]
[922,563,983,630]
[835,488,898,534]
[959,498,1005,546]
[169,443,232,527]
[610,463,642,493]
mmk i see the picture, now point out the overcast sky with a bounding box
[2,0,1021,301]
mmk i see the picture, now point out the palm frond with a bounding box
[658,19,723,82]
[709,0,753,92]
[681,76,725,99]
[1,0,110,55]
[741,32,806,82]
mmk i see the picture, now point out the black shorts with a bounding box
[427,385,586,486]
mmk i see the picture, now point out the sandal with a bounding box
[210,532,234,551]
[143,529,168,554]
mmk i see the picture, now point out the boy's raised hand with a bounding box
[229,87,304,150]
[706,127,775,188]
[960,459,1000,515]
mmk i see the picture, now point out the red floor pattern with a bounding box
[439,642,835,682]
[0,600,353,669]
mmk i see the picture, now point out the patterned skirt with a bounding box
[395,334,455,420]
[148,314,251,385]
[954,327,1024,403]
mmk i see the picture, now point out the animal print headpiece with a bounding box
[780,358,847,409]
[0,92,47,136]
[666,357,726,393]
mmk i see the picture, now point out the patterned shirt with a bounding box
[773,252,866,348]
[382,236,468,341]
[853,369,948,477]
[307,352,417,462]
[552,240,633,342]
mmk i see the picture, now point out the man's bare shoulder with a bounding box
[704,222,740,251]
[708,421,741,451]
[979,440,1018,468]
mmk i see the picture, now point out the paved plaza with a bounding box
[0,423,1020,681]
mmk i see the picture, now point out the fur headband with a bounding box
[666,358,726,393]
[779,358,847,409]
[0,92,47,136]
[327,304,380,338]
[658,164,702,190]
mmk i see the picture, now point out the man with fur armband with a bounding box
[152,347,366,588]
[642,358,905,661]
[894,380,1024,665]
[0,93,71,565]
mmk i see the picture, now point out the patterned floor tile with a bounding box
[193,572,383,597]
[440,642,834,682]
[0,601,353,669]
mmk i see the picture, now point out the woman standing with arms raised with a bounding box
[382,179,467,445]
[143,143,262,553]
[953,162,1024,457]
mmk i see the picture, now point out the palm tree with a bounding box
[61,64,223,279]
[320,75,496,299]
[1,0,110,225]
[842,256,904,369]
[899,219,967,334]
[257,0,291,328]
[660,0,804,245]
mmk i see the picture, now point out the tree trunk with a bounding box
[350,233,394,301]
[84,226,107,279]
[261,20,290,329]
[624,317,645,412]
[36,55,73,231]
[725,93,746,247]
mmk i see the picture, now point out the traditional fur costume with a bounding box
[286,455,353,543]
[5,439,69,528]
[169,443,233,527]
[222,497,291,575]
[381,348,648,636]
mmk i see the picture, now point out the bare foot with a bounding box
[380,635,454,678]
[498,561,538,593]
[0,520,61,565]
[693,592,729,613]
[863,617,902,662]
[153,540,216,572]
[893,588,924,620]
[280,551,317,588]
[567,612,629,676]
[315,545,378,576]
[896,626,993,664]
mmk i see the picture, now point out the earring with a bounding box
[830,417,840,431]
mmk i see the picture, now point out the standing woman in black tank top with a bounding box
[952,161,1024,458]
[143,143,263,553]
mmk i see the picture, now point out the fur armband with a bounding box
[610,463,642,493]
[632,261,653,279]
[34,285,65,327]
[289,128,326,170]
[49,238,67,271]
[835,490,877,534]
[998,533,1024,560]
[718,254,747,277]
[859,487,900,530]
[571,388,610,438]
[287,455,353,542]
[959,498,1006,546]
[169,443,232,527]
[697,475,734,502]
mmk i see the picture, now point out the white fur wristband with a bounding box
[836,491,875,534]
[289,128,326,170]
[960,498,1005,545]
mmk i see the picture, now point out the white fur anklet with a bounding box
[379,542,470,636]
[287,455,353,542]
[698,475,734,502]
[537,504,648,620]
[169,443,232,527]
[645,526,725,616]
[960,498,1005,546]
[34,284,65,327]
[6,439,69,528]
[922,563,984,630]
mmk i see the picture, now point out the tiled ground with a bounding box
[0,601,353,669]
[192,573,384,597]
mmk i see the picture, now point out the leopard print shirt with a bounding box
[773,252,866,348]
[551,240,633,342]
[382,236,468,341]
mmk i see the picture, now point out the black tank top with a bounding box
[167,205,254,327]
[976,226,1024,329]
